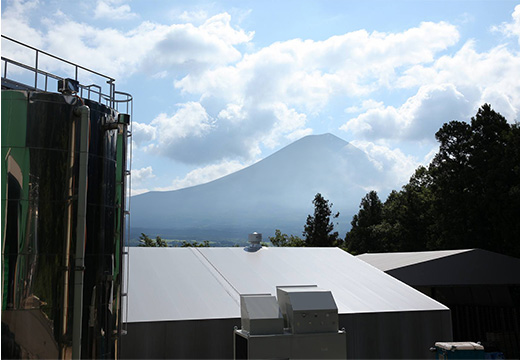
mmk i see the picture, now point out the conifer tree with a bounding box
[303,193,340,247]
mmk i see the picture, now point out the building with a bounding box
[122,246,452,359]
[358,249,520,358]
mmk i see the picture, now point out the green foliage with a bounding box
[180,240,211,247]
[155,236,169,247]
[345,104,520,258]
[138,233,169,247]
[429,104,520,254]
[344,191,385,254]
[303,193,342,247]
[269,229,305,247]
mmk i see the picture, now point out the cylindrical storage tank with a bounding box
[1,90,126,359]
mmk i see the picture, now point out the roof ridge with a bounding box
[192,248,241,306]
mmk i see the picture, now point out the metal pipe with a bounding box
[34,50,39,89]
[72,104,90,359]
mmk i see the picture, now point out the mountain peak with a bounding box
[130,133,380,242]
[293,133,347,146]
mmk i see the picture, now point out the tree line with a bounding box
[137,233,210,247]
[272,104,520,258]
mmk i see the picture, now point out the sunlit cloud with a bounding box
[155,160,250,191]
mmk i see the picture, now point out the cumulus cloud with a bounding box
[152,102,215,141]
[143,100,310,164]
[132,122,156,147]
[1,2,253,80]
[492,4,520,45]
[155,160,249,191]
[94,0,137,20]
[176,21,459,107]
[345,99,385,114]
[143,13,253,73]
[1,0,44,59]
[131,166,155,195]
[350,141,421,190]
[396,41,520,122]
[341,84,472,142]
[165,20,460,164]
[133,166,155,183]
[176,10,209,24]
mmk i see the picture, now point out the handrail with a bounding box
[1,34,121,107]
[2,35,115,81]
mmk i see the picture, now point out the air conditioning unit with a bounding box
[234,286,347,359]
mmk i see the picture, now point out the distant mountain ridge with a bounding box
[130,133,384,243]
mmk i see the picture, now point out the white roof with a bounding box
[357,249,472,272]
[357,248,520,286]
[126,247,448,323]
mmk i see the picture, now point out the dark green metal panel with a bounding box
[1,90,126,359]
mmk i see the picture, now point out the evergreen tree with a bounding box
[429,104,520,254]
[381,166,434,252]
[303,193,341,247]
[138,233,156,247]
[155,236,169,247]
[344,190,383,254]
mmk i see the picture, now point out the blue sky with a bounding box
[2,0,520,196]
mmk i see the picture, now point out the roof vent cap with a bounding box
[245,232,262,252]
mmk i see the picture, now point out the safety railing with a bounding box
[1,35,118,107]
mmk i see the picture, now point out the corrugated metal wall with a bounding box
[121,310,452,359]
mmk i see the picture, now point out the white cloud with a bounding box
[156,160,249,191]
[167,20,460,164]
[1,0,44,58]
[132,166,155,183]
[132,122,156,147]
[396,41,520,122]
[94,0,137,20]
[3,2,462,167]
[341,84,472,142]
[1,2,253,81]
[131,166,155,195]
[131,188,149,196]
[152,102,215,142]
[492,4,520,45]
[345,99,384,114]
[176,10,209,24]
[262,103,310,148]
[479,88,518,122]
[176,20,459,107]
[350,141,421,190]
[143,13,254,74]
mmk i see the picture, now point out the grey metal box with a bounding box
[240,294,284,335]
[276,286,339,334]
[234,329,347,359]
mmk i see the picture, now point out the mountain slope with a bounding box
[131,133,383,242]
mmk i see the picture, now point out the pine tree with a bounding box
[303,193,340,247]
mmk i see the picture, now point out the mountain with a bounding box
[130,133,386,244]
